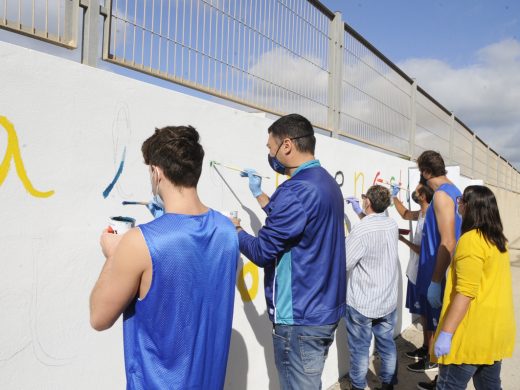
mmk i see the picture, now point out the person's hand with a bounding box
[345,196,362,214]
[434,331,453,358]
[147,202,164,218]
[391,183,400,197]
[240,169,262,198]
[100,228,124,259]
[427,281,443,308]
[229,216,242,233]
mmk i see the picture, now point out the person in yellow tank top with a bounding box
[432,185,515,390]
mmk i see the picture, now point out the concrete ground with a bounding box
[328,249,520,390]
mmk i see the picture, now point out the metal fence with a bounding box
[1,0,519,192]
[0,0,78,47]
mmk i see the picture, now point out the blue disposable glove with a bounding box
[147,201,164,218]
[427,281,443,308]
[240,168,262,198]
[345,196,362,214]
[434,331,453,358]
[391,183,400,197]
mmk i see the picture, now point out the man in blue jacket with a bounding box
[232,113,346,389]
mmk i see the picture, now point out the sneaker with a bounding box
[375,383,394,390]
[405,345,428,360]
[417,375,437,390]
[407,357,438,373]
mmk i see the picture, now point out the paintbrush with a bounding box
[209,160,270,179]
[122,201,150,206]
[376,178,409,192]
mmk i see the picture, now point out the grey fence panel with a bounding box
[339,29,411,156]
[0,0,78,47]
[473,139,488,180]
[414,91,451,159]
[104,0,332,128]
[452,122,473,176]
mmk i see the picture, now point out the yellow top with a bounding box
[433,229,516,365]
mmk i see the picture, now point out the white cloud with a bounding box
[398,39,520,169]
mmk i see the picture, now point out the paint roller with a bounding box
[209,160,270,179]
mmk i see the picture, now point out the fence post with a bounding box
[327,12,344,138]
[409,80,417,160]
[64,0,80,47]
[81,0,100,66]
[449,113,455,164]
[471,133,476,179]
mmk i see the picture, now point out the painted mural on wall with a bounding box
[0,116,54,198]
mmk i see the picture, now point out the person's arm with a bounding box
[255,193,270,209]
[431,191,458,282]
[399,235,420,254]
[393,196,419,221]
[345,196,365,219]
[90,228,149,331]
[237,188,307,267]
[241,169,270,208]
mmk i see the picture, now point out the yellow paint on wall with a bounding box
[0,116,54,198]
[237,260,259,302]
[354,171,364,196]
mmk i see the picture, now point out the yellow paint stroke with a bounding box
[0,116,54,198]
[353,171,365,197]
[237,260,259,302]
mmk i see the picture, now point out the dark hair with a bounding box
[417,150,447,177]
[141,125,204,188]
[417,183,434,203]
[366,185,391,213]
[268,113,316,154]
[460,185,507,253]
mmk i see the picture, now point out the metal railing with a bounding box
[1,0,518,192]
[0,0,79,47]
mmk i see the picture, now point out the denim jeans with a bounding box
[437,361,502,390]
[345,306,398,389]
[272,323,338,390]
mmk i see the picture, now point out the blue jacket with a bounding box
[238,161,346,325]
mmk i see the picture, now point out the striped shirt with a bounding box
[346,212,399,318]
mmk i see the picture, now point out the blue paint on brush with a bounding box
[103,147,126,198]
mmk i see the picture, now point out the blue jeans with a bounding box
[272,323,337,390]
[437,361,502,390]
[345,306,398,389]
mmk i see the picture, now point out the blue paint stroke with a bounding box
[102,147,126,198]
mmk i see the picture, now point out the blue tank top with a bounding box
[416,183,462,295]
[123,209,239,390]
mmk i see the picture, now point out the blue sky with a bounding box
[322,0,520,169]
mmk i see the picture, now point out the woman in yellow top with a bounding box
[432,185,515,389]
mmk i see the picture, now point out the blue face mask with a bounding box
[267,140,286,174]
[268,154,286,174]
[267,133,313,175]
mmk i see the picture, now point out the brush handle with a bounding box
[212,162,270,179]
[122,201,150,205]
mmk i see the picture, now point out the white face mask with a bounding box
[151,167,165,209]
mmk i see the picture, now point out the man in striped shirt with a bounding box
[345,185,399,390]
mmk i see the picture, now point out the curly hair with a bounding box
[366,185,391,213]
[141,125,204,188]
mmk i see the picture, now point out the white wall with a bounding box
[0,41,435,389]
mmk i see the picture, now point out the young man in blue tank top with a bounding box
[413,150,462,390]
[90,126,239,390]
[232,114,346,390]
